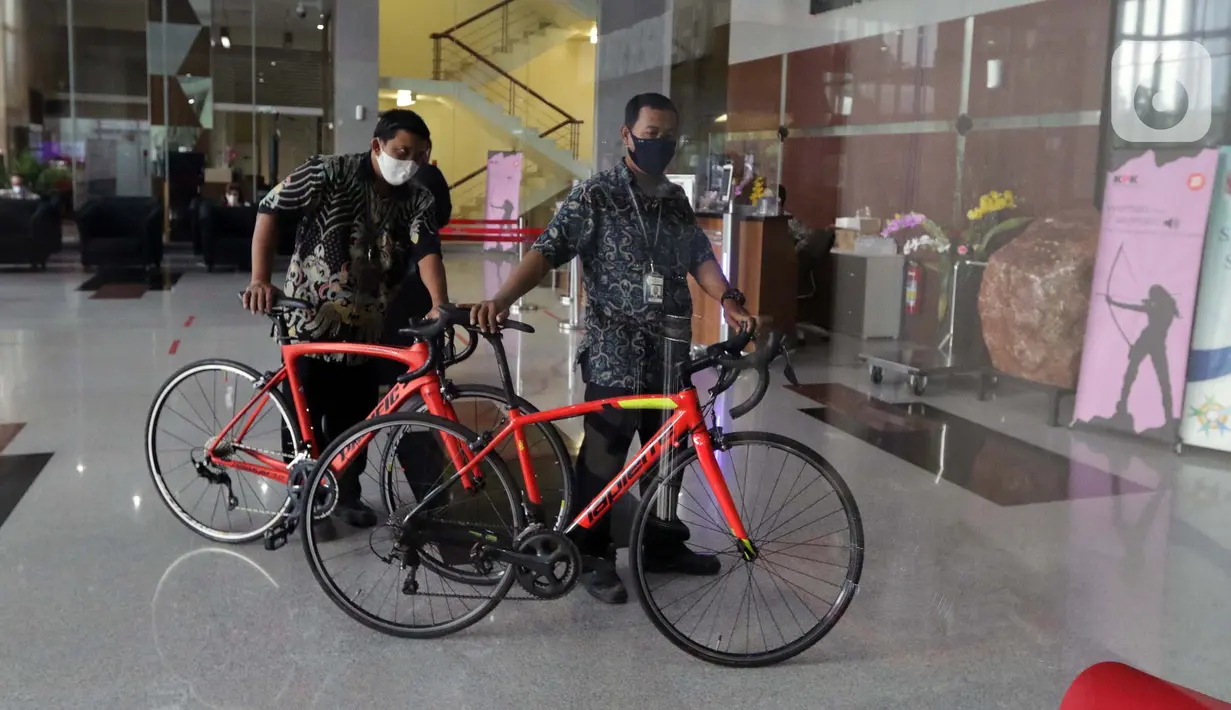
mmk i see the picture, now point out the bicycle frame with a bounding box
[438,387,756,555]
[206,341,472,486]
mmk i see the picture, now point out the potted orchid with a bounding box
[960,189,1032,258]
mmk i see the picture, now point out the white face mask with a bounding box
[225,193,239,206]
[377,149,419,186]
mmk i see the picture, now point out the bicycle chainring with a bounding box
[511,528,580,600]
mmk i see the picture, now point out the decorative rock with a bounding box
[978,208,1102,389]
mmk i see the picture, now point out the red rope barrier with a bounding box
[440,226,542,243]
[448,218,519,226]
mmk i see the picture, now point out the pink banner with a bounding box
[484,151,523,252]
[1073,149,1218,441]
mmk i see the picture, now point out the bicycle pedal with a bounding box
[263,524,292,551]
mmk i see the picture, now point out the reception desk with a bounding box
[688,214,797,348]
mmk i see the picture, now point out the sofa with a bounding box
[199,201,256,271]
[76,196,163,269]
[0,198,62,269]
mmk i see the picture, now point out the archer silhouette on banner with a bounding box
[1105,284,1181,431]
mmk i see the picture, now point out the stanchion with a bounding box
[508,218,539,316]
[718,206,736,344]
[558,256,584,333]
[654,315,689,524]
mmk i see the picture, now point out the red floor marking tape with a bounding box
[183,316,195,328]
[168,339,180,355]
[542,309,564,323]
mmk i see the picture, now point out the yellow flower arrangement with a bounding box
[749,176,766,205]
[967,189,1017,221]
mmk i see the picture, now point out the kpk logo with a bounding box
[1113,174,1140,185]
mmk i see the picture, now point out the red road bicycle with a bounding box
[299,307,865,667]
[144,296,574,550]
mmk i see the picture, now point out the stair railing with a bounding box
[431,0,583,162]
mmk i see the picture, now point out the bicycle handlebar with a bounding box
[397,304,535,340]
[679,321,799,420]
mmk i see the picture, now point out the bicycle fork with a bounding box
[690,429,758,562]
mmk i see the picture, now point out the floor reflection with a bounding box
[794,383,1154,506]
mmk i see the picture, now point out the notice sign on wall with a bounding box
[1073,149,1219,442]
[1181,147,1231,452]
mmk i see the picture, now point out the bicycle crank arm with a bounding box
[484,548,557,576]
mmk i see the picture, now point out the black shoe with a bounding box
[646,516,691,543]
[312,517,339,542]
[337,500,378,529]
[581,564,628,605]
[643,541,721,576]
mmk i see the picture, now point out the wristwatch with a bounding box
[721,288,746,307]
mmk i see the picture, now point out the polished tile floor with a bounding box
[1,250,1230,709]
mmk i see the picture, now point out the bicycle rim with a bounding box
[302,413,524,639]
[628,431,864,667]
[145,359,300,543]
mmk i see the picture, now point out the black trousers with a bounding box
[283,358,380,504]
[573,380,673,557]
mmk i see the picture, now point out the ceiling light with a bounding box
[396,90,415,107]
[589,24,597,44]
[188,98,195,104]
[317,22,325,30]
[220,27,231,49]
[714,114,728,123]
[270,60,277,66]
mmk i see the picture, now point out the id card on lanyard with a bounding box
[626,182,664,305]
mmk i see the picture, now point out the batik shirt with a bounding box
[258,153,440,363]
[532,161,717,392]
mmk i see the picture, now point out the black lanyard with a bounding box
[625,182,663,272]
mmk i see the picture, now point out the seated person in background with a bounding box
[2,174,37,200]
[224,182,250,207]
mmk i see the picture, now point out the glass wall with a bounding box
[0,0,332,240]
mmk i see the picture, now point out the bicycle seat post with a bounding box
[485,330,518,408]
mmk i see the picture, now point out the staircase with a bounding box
[427,0,593,218]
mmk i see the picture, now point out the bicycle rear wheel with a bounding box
[145,359,301,542]
[391,383,575,530]
[302,413,524,638]
[628,431,863,667]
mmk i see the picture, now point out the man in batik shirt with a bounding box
[472,93,753,604]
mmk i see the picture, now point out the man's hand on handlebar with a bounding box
[470,298,511,334]
[724,302,754,331]
[243,280,278,314]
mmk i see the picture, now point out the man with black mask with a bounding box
[471,92,753,604]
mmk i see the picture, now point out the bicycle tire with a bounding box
[145,358,303,543]
[627,431,864,667]
[301,412,524,639]
[391,383,575,530]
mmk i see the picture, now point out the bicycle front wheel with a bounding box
[628,431,864,667]
[145,359,302,543]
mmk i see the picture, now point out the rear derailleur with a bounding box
[190,448,238,511]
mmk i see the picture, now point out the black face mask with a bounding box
[628,136,677,176]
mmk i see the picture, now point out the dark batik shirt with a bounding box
[259,153,440,363]
[532,161,716,391]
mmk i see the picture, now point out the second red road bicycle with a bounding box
[144,295,573,549]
